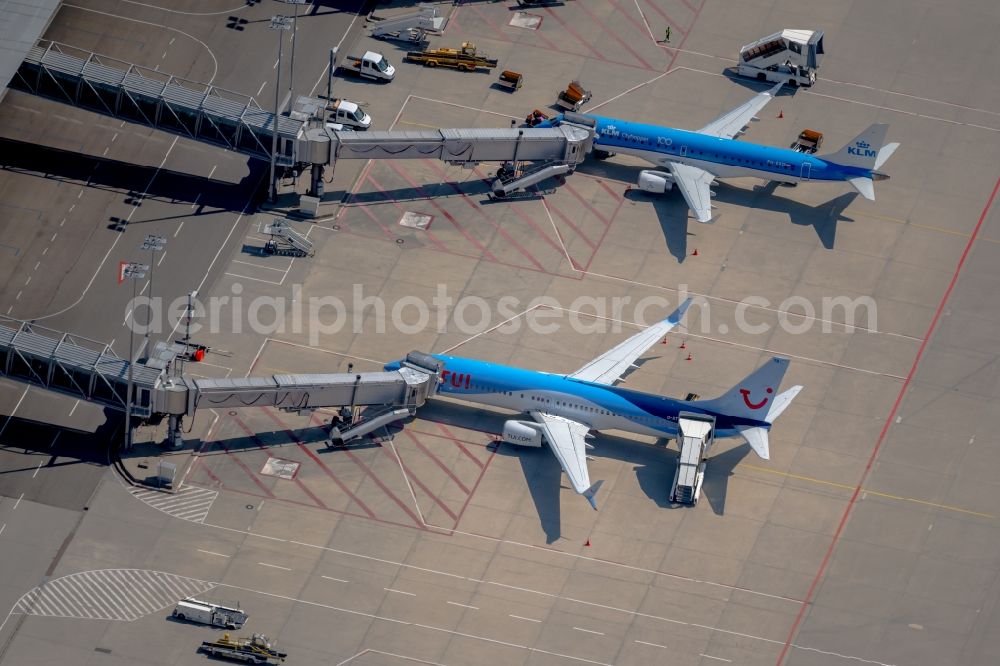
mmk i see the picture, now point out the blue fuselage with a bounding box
[392,355,769,439]
[586,115,870,183]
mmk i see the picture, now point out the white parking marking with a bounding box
[197,549,230,558]
[322,576,349,583]
[257,562,292,571]
[573,627,604,636]
[384,588,415,597]
[700,654,731,663]
[446,601,478,610]
[32,460,44,478]
[635,640,667,648]
[509,614,541,623]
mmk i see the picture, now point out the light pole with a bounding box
[141,234,166,352]
[269,15,292,203]
[175,289,198,379]
[121,261,149,452]
[282,0,308,98]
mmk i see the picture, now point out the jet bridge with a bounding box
[12,41,303,165]
[12,40,596,199]
[0,316,442,450]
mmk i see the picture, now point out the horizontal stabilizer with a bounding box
[583,480,604,510]
[766,385,803,423]
[738,426,770,460]
[849,176,875,201]
[875,142,900,170]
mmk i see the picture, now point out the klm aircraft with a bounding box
[544,82,900,223]
[387,299,802,508]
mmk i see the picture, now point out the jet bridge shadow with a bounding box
[349,175,495,206]
[0,137,266,213]
[0,414,115,473]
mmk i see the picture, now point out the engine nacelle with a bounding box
[637,169,674,194]
[502,420,544,447]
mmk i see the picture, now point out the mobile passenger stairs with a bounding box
[736,29,824,87]
[258,216,314,257]
[369,5,447,43]
[0,316,444,456]
[669,412,716,505]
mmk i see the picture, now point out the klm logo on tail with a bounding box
[848,140,877,158]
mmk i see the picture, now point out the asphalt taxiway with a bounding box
[1,1,1000,665]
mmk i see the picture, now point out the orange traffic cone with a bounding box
[661,337,667,344]
[692,248,699,256]
[686,353,693,361]
[584,539,592,547]
[777,109,784,119]
[679,341,686,349]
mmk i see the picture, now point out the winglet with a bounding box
[667,297,695,326]
[583,480,604,510]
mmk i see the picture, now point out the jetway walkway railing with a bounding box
[12,40,597,199]
[0,316,160,418]
[0,315,443,449]
[12,40,302,164]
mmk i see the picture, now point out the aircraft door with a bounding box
[679,146,688,158]
[800,162,811,181]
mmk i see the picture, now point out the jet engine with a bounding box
[637,169,674,193]
[639,169,674,194]
[502,420,544,447]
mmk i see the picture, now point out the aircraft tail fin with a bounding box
[695,357,792,420]
[821,123,890,170]
[693,358,801,461]
[583,480,604,510]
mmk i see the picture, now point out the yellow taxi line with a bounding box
[739,463,994,519]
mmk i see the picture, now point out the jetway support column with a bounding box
[309,164,324,198]
[166,414,184,450]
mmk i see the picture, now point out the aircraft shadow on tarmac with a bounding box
[576,158,857,255]
[413,399,747,543]
[0,137,267,216]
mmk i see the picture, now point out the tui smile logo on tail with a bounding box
[740,387,773,410]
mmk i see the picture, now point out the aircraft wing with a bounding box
[697,81,783,140]
[668,162,716,223]
[569,298,693,385]
[530,411,603,509]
